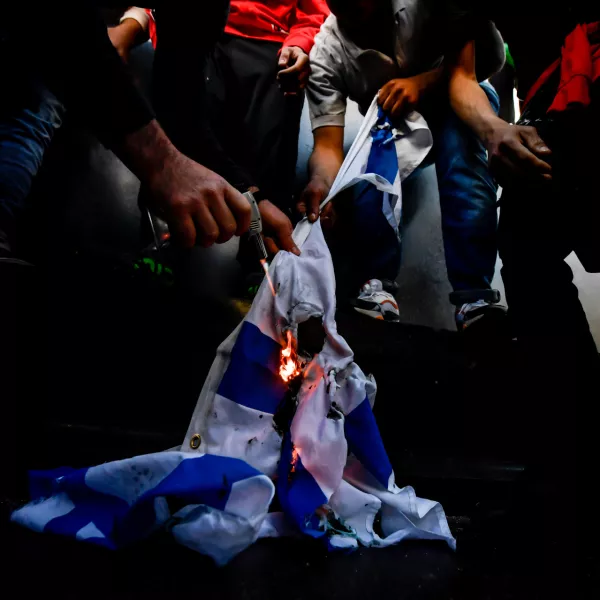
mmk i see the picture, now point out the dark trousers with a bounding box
[150,2,256,192]
[499,99,600,378]
[497,100,599,579]
[205,34,305,211]
[497,92,600,594]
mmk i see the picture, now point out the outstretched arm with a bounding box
[448,40,552,184]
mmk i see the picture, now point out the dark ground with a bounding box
[0,69,593,597]
[1,245,593,599]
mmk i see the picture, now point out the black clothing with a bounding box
[3,1,254,193]
[447,1,600,96]
[205,34,304,210]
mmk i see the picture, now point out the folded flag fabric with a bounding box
[12,102,454,564]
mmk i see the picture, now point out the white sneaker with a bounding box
[352,279,400,322]
[455,299,508,332]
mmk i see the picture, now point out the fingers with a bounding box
[282,52,309,74]
[264,236,280,256]
[489,126,553,185]
[521,127,552,158]
[378,80,394,106]
[520,128,553,176]
[320,202,337,230]
[259,200,301,256]
[193,202,220,248]
[382,88,403,113]
[170,213,197,249]
[207,197,237,244]
[299,188,322,223]
[271,218,300,255]
[391,97,407,118]
[278,46,292,68]
[506,136,552,177]
[224,186,252,236]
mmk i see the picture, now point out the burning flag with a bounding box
[280,330,301,383]
[12,96,454,564]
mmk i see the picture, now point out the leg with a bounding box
[499,176,599,378]
[432,82,500,300]
[0,77,64,253]
[327,181,402,299]
[207,36,304,211]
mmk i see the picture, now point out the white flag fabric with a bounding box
[13,102,454,563]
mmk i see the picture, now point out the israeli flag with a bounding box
[13,99,454,563]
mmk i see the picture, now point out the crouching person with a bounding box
[298,0,506,330]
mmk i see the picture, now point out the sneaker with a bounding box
[352,279,400,322]
[455,299,508,333]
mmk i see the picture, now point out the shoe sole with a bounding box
[354,307,400,322]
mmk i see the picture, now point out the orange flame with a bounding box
[260,259,276,296]
[280,330,301,383]
[291,446,300,474]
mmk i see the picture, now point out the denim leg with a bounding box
[432,81,500,296]
[328,180,402,297]
[0,80,64,226]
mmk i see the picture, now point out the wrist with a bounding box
[480,116,509,146]
[311,174,333,191]
[120,120,179,184]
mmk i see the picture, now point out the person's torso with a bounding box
[325,0,448,113]
[225,0,300,42]
[488,1,600,97]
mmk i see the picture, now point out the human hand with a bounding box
[486,123,552,185]
[107,19,143,63]
[297,178,337,230]
[297,178,330,223]
[378,77,422,119]
[277,46,310,95]
[258,200,301,256]
[147,151,252,248]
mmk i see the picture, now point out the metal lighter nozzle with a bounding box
[243,190,268,262]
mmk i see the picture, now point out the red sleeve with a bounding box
[283,0,329,55]
[145,8,157,49]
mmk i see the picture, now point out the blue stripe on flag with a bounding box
[43,468,127,548]
[31,454,264,550]
[365,107,400,184]
[139,454,261,512]
[29,466,81,500]
[119,454,264,545]
[344,397,393,488]
[277,433,327,536]
[218,321,287,414]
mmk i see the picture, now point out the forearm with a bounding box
[108,15,149,57]
[308,137,344,188]
[449,70,504,145]
[415,66,445,97]
[113,119,178,186]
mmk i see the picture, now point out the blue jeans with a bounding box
[417,81,500,298]
[0,78,64,228]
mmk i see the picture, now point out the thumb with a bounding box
[259,200,301,255]
[275,220,301,256]
[300,185,326,223]
[522,128,552,157]
[278,47,292,68]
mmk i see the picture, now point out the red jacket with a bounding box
[524,22,600,114]
[226,1,329,54]
[146,2,329,55]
